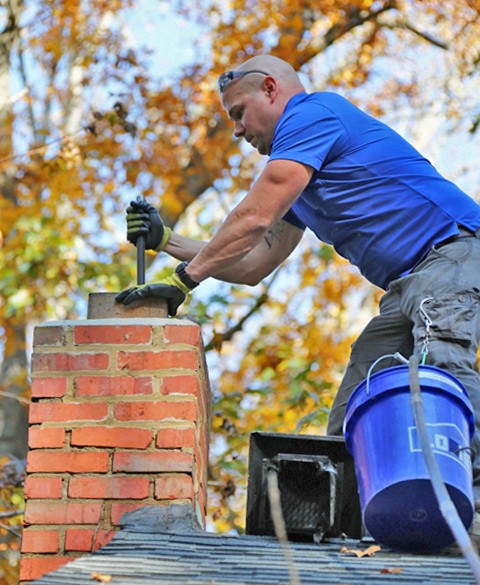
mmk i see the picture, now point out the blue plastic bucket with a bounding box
[343,364,475,553]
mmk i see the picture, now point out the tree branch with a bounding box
[42,61,57,139]
[0,509,23,519]
[0,389,30,405]
[396,20,449,50]
[205,270,281,352]
[16,36,40,143]
[205,292,268,352]
[299,1,397,65]
[0,523,21,537]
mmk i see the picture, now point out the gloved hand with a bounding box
[126,198,172,251]
[115,262,199,316]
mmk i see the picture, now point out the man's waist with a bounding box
[435,225,479,249]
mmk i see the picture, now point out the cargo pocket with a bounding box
[414,292,480,348]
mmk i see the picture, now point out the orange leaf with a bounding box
[90,574,112,583]
[340,544,381,557]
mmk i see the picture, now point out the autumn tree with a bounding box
[0,2,479,576]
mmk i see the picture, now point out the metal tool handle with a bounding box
[136,195,146,285]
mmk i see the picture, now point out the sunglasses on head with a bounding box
[218,70,270,93]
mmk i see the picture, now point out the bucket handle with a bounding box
[366,352,409,395]
[456,446,475,458]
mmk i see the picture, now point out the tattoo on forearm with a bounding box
[264,221,284,249]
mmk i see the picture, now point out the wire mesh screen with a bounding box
[264,454,337,538]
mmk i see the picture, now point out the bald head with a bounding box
[235,56,297,89]
[219,55,304,105]
[238,56,301,83]
[219,56,305,155]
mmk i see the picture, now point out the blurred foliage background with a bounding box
[0,0,479,580]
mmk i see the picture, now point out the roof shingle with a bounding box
[32,505,476,585]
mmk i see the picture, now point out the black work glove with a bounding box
[126,199,172,251]
[115,262,199,316]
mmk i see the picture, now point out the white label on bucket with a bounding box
[408,423,472,471]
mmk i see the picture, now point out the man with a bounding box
[116,55,480,505]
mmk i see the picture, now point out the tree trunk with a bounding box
[0,324,29,460]
[0,0,29,461]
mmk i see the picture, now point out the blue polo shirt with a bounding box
[270,92,480,289]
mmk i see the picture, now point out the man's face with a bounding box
[222,81,277,156]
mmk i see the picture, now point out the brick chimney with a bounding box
[20,296,211,582]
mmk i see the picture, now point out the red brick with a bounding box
[19,556,71,582]
[33,326,67,346]
[65,528,115,552]
[113,450,193,473]
[31,378,67,398]
[31,352,109,373]
[75,325,152,345]
[24,501,103,524]
[69,476,150,499]
[162,375,200,397]
[164,325,200,346]
[29,402,108,424]
[24,476,63,499]
[21,529,60,553]
[117,350,197,371]
[156,427,195,449]
[110,502,145,525]
[27,451,109,473]
[71,426,152,449]
[155,474,193,500]
[114,400,196,422]
[74,375,152,396]
[28,427,66,449]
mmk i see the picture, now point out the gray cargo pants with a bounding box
[326,235,480,494]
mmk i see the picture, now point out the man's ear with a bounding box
[263,76,278,101]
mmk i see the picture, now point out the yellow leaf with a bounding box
[90,574,112,583]
[340,544,381,557]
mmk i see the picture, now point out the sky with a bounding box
[121,1,209,79]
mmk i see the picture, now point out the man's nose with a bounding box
[233,121,245,138]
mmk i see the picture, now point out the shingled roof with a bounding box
[32,504,477,585]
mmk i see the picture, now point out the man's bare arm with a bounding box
[163,218,304,285]
[183,159,313,283]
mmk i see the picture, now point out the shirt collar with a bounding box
[284,92,309,113]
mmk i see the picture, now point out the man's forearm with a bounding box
[164,160,312,285]
[164,233,206,262]
[164,231,269,285]
[185,161,312,283]
[184,206,269,283]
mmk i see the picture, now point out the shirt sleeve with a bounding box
[282,208,306,230]
[269,98,348,171]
